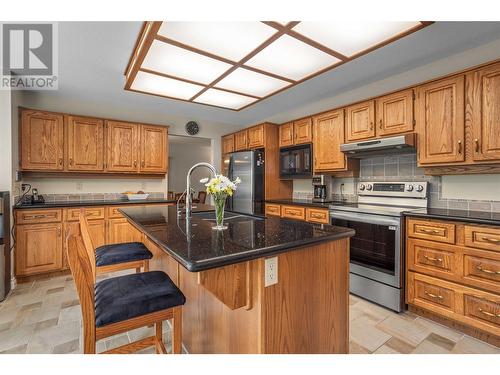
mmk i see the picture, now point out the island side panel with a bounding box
[261,238,350,353]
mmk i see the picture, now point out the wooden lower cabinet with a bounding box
[16,223,63,276]
[107,218,142,244]
[265,203,330,225]
[406,216,500,342]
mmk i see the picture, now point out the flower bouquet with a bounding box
[200,174,241,230]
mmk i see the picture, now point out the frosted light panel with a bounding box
[245,35,340,80]
[194,89,256,109]
[131,71,203,100]
[293,22,421,57]
[215,68,290,97]
[142,40,232,84]
[158,22,277,61]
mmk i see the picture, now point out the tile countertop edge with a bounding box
[402,210,500,226]
[13,198,177,210]
[119,208,355,273]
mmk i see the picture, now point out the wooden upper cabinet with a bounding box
[346,100,375,142]
[66,116,104,171]
[247,124,265,149]
[294,118,313,144]
[106,120,139,172]
[21,109,64,170]
[376,89,414,137]
[279,122,294,148]
[416,75,465,165]
[140,125,168,173]
[468,62,500,162]
[234,130,248,151]
[222,134,235,154]
[313,109,346,171]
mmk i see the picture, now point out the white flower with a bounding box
[234,177,241,184]
[199,177,209,184]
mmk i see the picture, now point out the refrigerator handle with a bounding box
[227,155,234,209]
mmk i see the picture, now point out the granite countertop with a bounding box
[14,198,177,210]
[120,205,355,272]
[265,199,336,209]
[403,208,500,226]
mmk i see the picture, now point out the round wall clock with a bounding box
[185,121,200,135]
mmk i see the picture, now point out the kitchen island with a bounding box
[120,205,354,354]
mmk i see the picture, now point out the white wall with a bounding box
[0,89,12,192]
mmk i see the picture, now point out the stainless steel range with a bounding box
[329,181,428,312]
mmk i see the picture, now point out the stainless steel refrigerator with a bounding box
[225,150,265,215]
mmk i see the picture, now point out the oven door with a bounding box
[330,211,401,288]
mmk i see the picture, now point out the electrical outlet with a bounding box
[264,257,278,287]
[76,182,83,191]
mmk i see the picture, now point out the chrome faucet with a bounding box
[185,162,217,218]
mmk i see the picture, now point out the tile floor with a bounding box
[0,273,498,354]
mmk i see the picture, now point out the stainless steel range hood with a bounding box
[340,134,415,158]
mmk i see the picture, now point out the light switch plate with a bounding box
[264,257,278,287]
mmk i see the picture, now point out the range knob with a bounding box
[416,184,424,192]
[359,184,366,191]
[406,184,414,192]
[366,184,373,191]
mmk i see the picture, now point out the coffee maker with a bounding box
[312,175,331,202]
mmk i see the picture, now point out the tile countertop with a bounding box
[403,207,500,226]
[119,204,355,272]
[14,198,177,209]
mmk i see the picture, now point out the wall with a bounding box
[168,136,213,194]
[0,89,12,192]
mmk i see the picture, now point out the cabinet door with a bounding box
[107,218,142,245]
[66,116,104,171]
[16,223,63,276]
[376,89,414,136]
[21,110,64,170]
[140,125,168,173]
[63,220,106,269]
[106,121,139,172]
[346,100,375,141]
[234,130,248,151]
[468,62,500,161]
[294,118,313,144]
[416,75,465,164]
[222,134,235,154]
[313,109,346,171]
[247,124,264,148]
[279,122,294,147]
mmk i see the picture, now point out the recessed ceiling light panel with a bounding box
[244,34,340,80]
[293,21,421,57]
[194,89,257,110]
[131,71,204,100]
[142,40,232,84]
[158,22,277,62]
[215,68,290,97]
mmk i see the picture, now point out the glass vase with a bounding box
[213,195,227,230]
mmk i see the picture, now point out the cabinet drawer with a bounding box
[407,218,456,244]
[265,204,281,217]
[305,208,329,224]
[464,294,500,327]
[465,225,500,252]
[108,206,126,219]
[65,207,105,221]
[464,254,500,285]
[281,205,305,221]
[16,209,62,224]
[407,238,457,277]
[414,278,456,312]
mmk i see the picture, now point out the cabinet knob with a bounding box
[133,160,137,167]
[141,160,145,168]
[58,158,63,165]
[69,158,73,166]
[474,138,480,153]
[379,119,383,129]
[370,122,374,130]
[458,140,462,154]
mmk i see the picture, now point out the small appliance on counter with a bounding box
[0,192,11,301]
[312,175,331,202]
[30,188,45,204]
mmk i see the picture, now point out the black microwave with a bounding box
[279,144,312,179]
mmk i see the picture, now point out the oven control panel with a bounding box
[358,181,427,198]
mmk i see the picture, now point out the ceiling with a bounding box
[29,21,500,127]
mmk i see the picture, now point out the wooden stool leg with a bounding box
[172,307,182,354]
[155,321,167,354]
[144,260,149,272]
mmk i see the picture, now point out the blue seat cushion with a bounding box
[94,271,186,327]
[95,242,152,267]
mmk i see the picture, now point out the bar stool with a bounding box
[66,228,185,354]
[79,209,152,275]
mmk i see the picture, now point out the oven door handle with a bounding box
[330,211,400,227]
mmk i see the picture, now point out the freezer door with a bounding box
[230,151,254,215]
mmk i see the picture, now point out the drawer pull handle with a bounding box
[419,228,440,234]
[481,236,500,244]
[478,308,500,319]
[25,214,47,219]
[311,213,324,218]
[424,255,443,263]
[476,265,500,275]
[424,291,444,300]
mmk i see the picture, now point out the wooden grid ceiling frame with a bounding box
[124,21,433,111]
